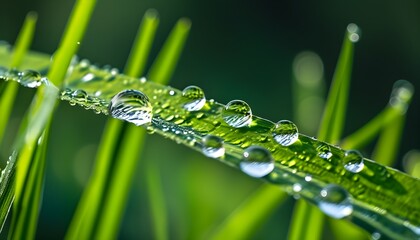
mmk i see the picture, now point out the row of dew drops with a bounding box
[107,83,362,220]
[0,61,413,222]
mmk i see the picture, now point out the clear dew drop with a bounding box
[272,120,299,146]
[371,232,381,240]
[182,85,206,111]
[222,100,252,128]
[201,135,225,158]
[18,70,43,88]
[71,89,88,102]
[109,89,153,126]
[240,146,274,178]
[343,150,364,173]
[317,143,333,159]
[318,184,353,219]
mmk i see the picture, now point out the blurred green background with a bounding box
[1,0,419,239]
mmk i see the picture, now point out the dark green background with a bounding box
[1,0,419,239]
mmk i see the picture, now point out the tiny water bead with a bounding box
[272,120,299,146]
[240,145,274,178]
[71,89,88,102]
[222,100,252,128]
[201,135,225,158]
[18,70,43,88]
[181,85,206,111]
[389,80,414,113]
[318,184,353,219]
[317,143,333,160]
[109,89,153,126]
[343,150,364,173]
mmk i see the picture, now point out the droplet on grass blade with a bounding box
[109,89,153,126]
[18,70,43,88]
[201,134,225,158]
[272,120,299,146]
[222,100,252,128]
[318,184,353,219]
[240,145,274,178]
[182,85,206,111]
[343,150,364,173]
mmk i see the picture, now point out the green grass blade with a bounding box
[0,12,37,144]
[288,24,360,240]
[403,150,420,178]
[147,18,191,83]
[47,0,96,86]
[318,24,359,143]
[372,80,414,166]
[124,9,159,77]
[210,184,287,240]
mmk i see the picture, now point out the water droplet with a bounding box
[18,70,42,88]
[305,175,312,182]
[240,146,274,178]
[109,89,153,126]
[317,143,332,159]
[272,120,298,146]
[371,232,381,240]
[222,100,252,128]
[292,183,302,192]
[347,23,361,43]
[169,90,176,96]
[343,150,364,173]
[182,85,206,111]
[201,135,225,158]
[318,184,353,219]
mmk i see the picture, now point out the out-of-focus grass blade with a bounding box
[372,80,414,166]
[210,184,287,240]
[147,18,191,83]
[125,9,159,77]
[0,12,37,232]
[0,12,37,145]
[292,51,325,136]
[47,0,96,85]
[9,0,96,238]
[289,24,360,240]
[66,9,162,239]
[403,150,420,178]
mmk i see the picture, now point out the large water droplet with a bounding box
[71,89,88,103]
[201,135,225,158]
[19,70,43,88]
[317,143,333,160]
[109,89,153,126]
[240,146,274,178]
[272,120,299,146]
[318,184,353,219]
[182,85,206,111]
[343,150,364,173]
[347,23,361,43]
[222,100,252,128]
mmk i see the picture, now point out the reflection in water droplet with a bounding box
[318,184,353,219]
[201,135,225,158]
[19,70,42,88]
[222,100,252,128]
[240,146,274,178]
[347,23,361,43]
[182,85,206,111]
[305,175,312,182]
[109,89,153,126]
[272,120,299,146]
[71,89,88,102]
[293,183,302,192]
[317,143,332,160]
[343,150,364,173]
